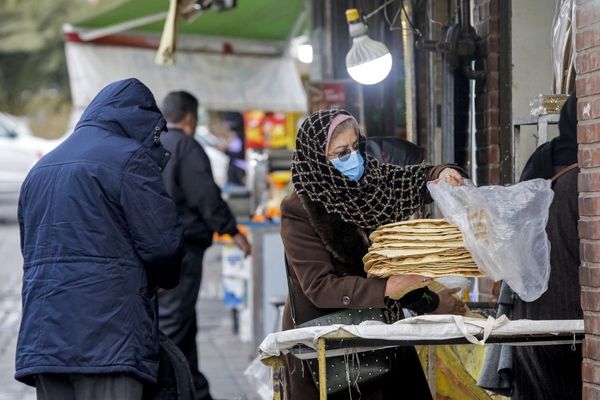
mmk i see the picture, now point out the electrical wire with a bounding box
[383,0,403,31]
[363,0,423,38]
[365,0,396,20]
[400,0,423,38]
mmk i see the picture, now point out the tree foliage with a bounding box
[0,0,121,134]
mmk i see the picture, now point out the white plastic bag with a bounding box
[244,355,273,400]
[427,179,554,301]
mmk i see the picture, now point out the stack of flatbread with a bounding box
[364,219,483,278]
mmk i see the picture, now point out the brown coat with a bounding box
[280,191,432,400]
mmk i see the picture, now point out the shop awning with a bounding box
[73,0,305,44]
[64,0,308,119]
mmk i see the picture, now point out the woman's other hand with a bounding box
[432,287,466,314]
[433,168,464,186]
[385,275,433,300]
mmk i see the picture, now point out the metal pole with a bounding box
[441,58,455,164]
[427,0,436,163]
[401,1,418,143]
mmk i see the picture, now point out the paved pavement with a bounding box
[0,222,260,400]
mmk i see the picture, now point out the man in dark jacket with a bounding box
[15,78,186,400]
[158,91,250,400]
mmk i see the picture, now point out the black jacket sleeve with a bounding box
[121,148,186,289]
[178,138,239,236]
[399,287,440,314]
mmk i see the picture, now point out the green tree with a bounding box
[0,0,121,137]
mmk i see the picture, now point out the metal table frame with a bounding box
[262,323,584,400]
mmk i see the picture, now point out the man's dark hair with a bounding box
[162,91,199,123]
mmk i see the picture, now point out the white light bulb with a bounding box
[347,53,392,85]
[297,44,313,64]
[345,17,393,85]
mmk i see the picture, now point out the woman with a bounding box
[281,109,466,399]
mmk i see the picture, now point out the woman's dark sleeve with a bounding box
[394,287,440,315]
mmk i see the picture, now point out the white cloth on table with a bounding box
[258,315,583,359]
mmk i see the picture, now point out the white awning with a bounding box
[65,41,307,121]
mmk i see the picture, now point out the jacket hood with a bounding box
[75,78,167,145]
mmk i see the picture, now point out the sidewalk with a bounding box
[0,223,261,400]
[197,245,260,400]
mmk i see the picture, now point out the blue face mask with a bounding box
[331,151,365,182]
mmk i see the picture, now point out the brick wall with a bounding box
[473,0,502,186]
[472,0,503,302]
[576,0,600,398]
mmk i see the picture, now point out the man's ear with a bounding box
[182,112,196,135]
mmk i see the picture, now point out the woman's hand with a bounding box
[431,287,466,314]
[433,168,464,186]
[385,275,433,300]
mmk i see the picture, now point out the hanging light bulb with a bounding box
[297,43,313,64]
[345,8,393,85]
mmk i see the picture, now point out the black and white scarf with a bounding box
[291,109,430,230]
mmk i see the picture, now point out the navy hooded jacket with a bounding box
[15,78,185,385]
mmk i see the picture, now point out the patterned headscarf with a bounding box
[292,109,430,230]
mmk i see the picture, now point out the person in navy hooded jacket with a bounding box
[15,78,185,400]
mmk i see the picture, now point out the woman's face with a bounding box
[326,127,359,161]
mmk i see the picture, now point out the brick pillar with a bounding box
[473,0,502,186]
[472,0,504,301]
[576,1,600,398]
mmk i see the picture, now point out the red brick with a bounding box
[487,89,499,110]
[580,145,600,168]
[583,382,600,399]
[476,127,501,147]
[577,48,600,75]
[579,96,600,121]
[585,361,593,382]
[486,79,499,94]
[577,1,600,29]
[486,53,499,75]
[581,221,597,241]
[583,335,600,358]
[582,240,600,264]
[579,122,600,144]
[476,164,500,185]
[581,360,600,384]
[579,169,600,192]
[489,0,499,14]
[585,312,600,334]
[487,35,500,56]
[581,196,600,217]
[477,146,500,164]
[486,109,500,127]
[487,16,499,37]
[582,264,600,288]
[577,23,600,53]
[578,74,600,97]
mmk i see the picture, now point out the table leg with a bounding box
[272,364,283,400]
[427,344,436,398]
[261,356,285,400]
[317,337,327,400]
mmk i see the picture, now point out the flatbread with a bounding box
[364,218,483,278]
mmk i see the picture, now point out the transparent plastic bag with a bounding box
[427,179,554,301]
[244,355,273,400]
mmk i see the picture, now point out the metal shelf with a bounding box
[512,113,561,182]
